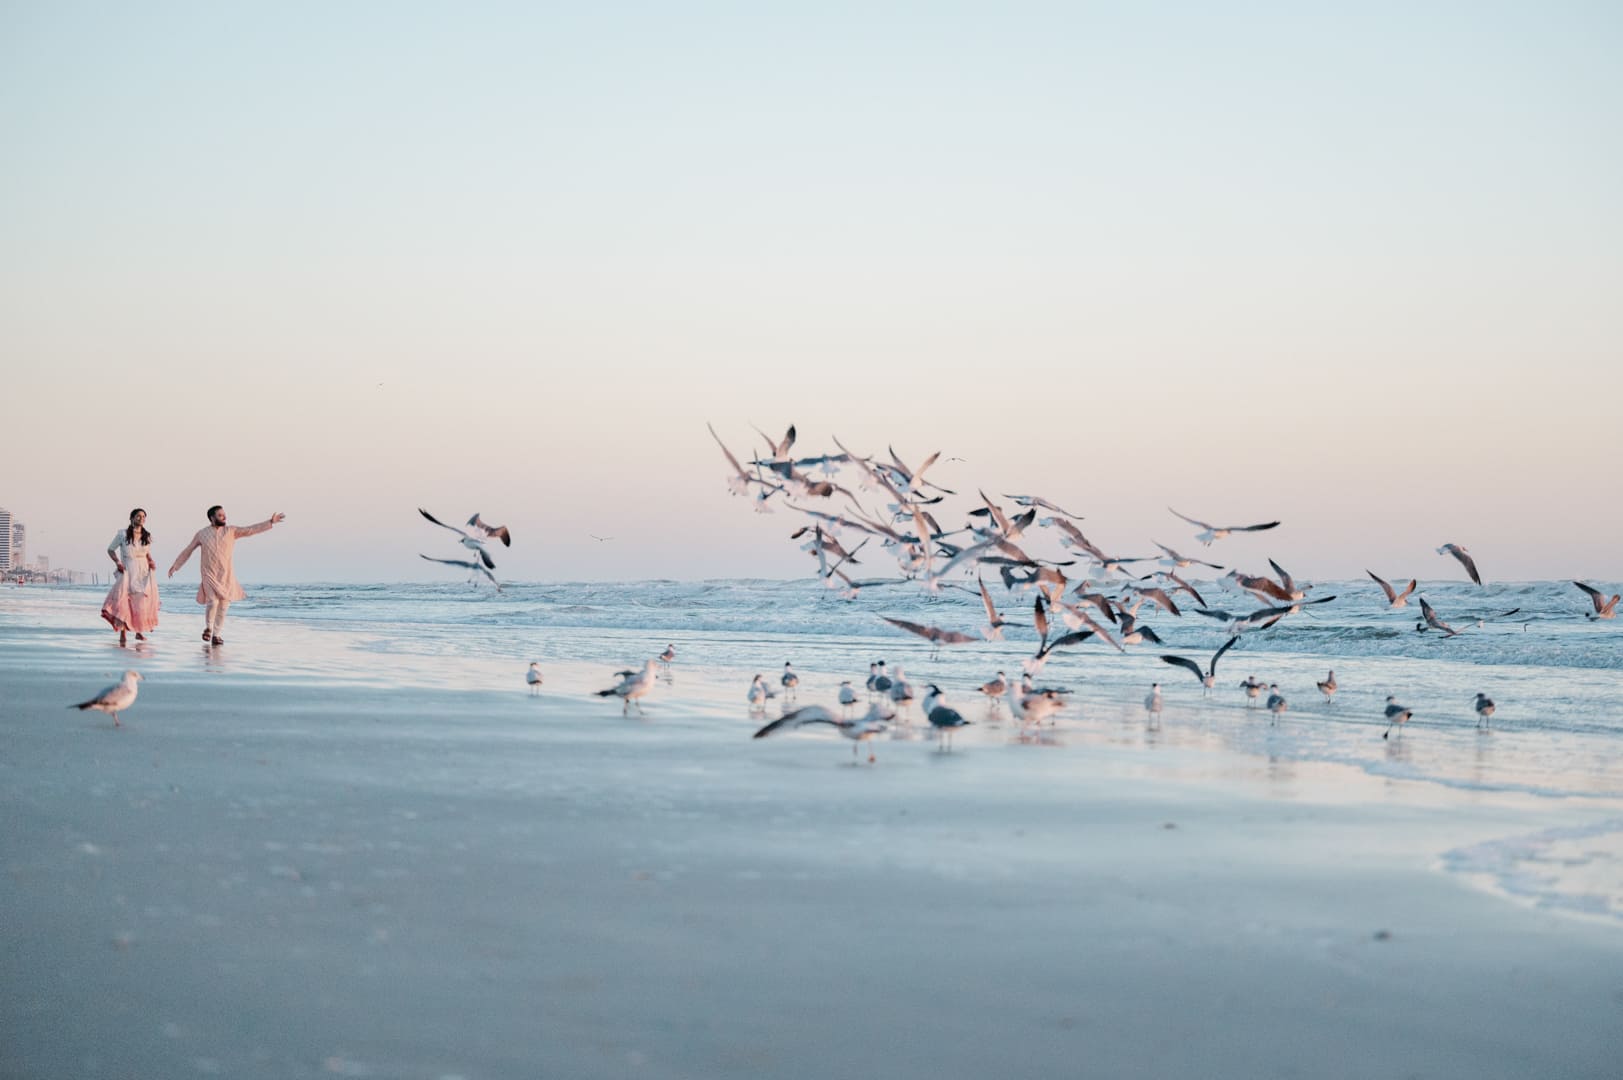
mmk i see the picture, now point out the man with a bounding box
[169,505,286,645]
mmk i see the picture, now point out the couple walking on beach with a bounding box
[101,504,285,646]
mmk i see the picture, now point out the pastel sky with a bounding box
[3,2,1620,584]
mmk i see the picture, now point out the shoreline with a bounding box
[3,592,1622,1077]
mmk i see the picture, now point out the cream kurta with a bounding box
[169,519,275,604]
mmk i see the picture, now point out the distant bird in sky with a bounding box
[1474,692,1496,728]
[753,702,894,764]
[1436,543,1482,586]
[71,670,142,727]
[1573,581,1619,621]
[590,534,615,542]
[596,659,657,716]
[1168,507,1281,546]
[526,662,543,695]
[1367,570,1417,609]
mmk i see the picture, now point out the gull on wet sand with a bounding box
[1266,685,1287,722]
[923,686,972,750]
[1317,670,1337,703]
[71,670,142,727]
[1383,696,1415,739]
[837,681,859,715]
[526,663,544,695]
[1240,676,1266,707]
[978,671,1009,712]
[781,661,800,700]
[1474,693,1496,728]
[597,659,657,716]
[1144,683,1162,718]
[748,675,777,711]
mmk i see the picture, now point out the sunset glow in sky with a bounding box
[4,3,1620,582]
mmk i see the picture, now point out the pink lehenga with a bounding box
[101,530,160,634]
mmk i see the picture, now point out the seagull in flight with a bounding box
[1152,541,1223,572]
[71,670,142,727]
[753,702,894,764]
[1436,543,1483,586]
[418,509,498,568]
[1367,570,1417,609]
[1573,581,1619,621]
[1168,507,1281,546]
[466,514,511,547]
[419,553,501,589]
[880,616,978,658]
[1159,636,1239,696]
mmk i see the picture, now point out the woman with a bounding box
[101,508,160,646]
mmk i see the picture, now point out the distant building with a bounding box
[10,521,24,569]
[35,555,49,573]
[0,507,11,570]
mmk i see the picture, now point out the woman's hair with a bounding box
[125,508,151,546]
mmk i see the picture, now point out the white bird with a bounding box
[1265,685,1287,722]
[466,513,512,547]
[419,553,501,590]
[1317,670,1337,703]
[1382,696,1415,739]
[526,662,544,695]
[659,644,677,666]
[1006,680,1065,729]
[1574,581,1620,621]
[1168,507,1281,546]
[922,685,972,751]
[1152,541,1224,572]
[1240,676,1266,707]
[869,661,893,699]
[888,667,916,714]
[978,671,1009,712]
[71,670,142,727]
[596,659,657,716]
[780,661,800,700]
[837,681,859,716]
[753,702,894,764]
[418,508,499,568]
[1159,636,1239,697]
[747,674,777,711]
[1367,570,1417,609]
[1474,692,1496,728]
[1144,683,1163,719]
[1436,543,1482,586]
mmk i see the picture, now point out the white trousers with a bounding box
[205,599,231,634]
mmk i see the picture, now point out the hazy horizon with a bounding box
[4,3,1620,584]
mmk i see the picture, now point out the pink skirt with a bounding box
[101,572,160,633]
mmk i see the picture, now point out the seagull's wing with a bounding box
[1398,579,1417,601]
[1033,595,1050,650]
[881,616,935,641]
[477,547,496,570]
[753,707,838,739]
[1231,520,1281,533]
[977,576,998,623]
[1574,581,1603,612]
[1168,507,1212,530]
[419,508,468,538]
[1159,655,1205,685]
[72,682,123,710]
[1210,634,1239,676]
[707,422,754,482]
[1367,570,1397,603]
[1268,559,1295,593]
[420,553,477,570]
[1038,630,1095,657]
[1447,545,1483,585]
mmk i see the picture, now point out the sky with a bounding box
[2,2,1620,584]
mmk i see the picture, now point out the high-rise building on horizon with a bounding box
[0,507,12,570]
[11,521,24,569]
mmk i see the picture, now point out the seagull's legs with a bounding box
[634,698,646,716]
[112,711,120,727]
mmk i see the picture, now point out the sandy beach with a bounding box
[2,588,1621,1079]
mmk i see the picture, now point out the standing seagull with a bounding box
[1473,693,1496,728]
[978,671,1009,713]
[1144,683,1163,720]
[1317,670,1338,704]
[596,659,657,716]
[71,670,143,727]
[747,674,777,711]
[923,685,972,751]
[781,661,800,701]
[1436,543,1483,586]
[1168,508,1281,546]
[753,702,894,764]
[526,662,544,695]
[1574,582,1620,621]
[837,681,859,716]
[659,644,677,667]
[888,667,917,716]
[1265,685,1287,723]
[1382,696,1415,739]
[1367,571,1417,609]
[1240,676,1266,707]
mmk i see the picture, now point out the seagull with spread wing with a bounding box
[1159,636,1239,696]
[1436,543,1483,586]
[1168,507,1281,546]
[419,509,498,568]
[1367,570,1417,609]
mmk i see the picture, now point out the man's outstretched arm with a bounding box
[232,512,286,540]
